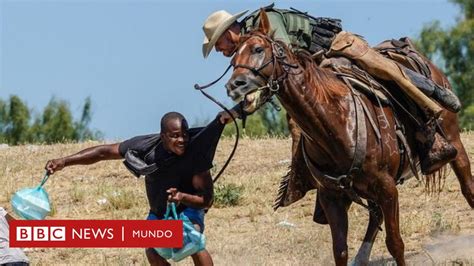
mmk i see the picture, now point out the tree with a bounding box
[35,97,76,143]
[0,95,102,145]
[415,0,474,129]
[0,96,31,145]
[73,97,102,141]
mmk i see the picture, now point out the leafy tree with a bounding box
[36,97,76,143]
[74,97,102,141]
[0,96,31,145]
[415,0,474,129]
[0,95,102,145]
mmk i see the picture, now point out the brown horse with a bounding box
[225,10,474,266]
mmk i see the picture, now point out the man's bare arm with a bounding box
[45,143,122,174]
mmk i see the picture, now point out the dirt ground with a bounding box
[0,133,473,265]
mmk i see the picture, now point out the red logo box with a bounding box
[10,220,183,248]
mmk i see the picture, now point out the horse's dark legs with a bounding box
[378,181,405,266]
[319,190,351,266]
[449,137,474,208]
[350,201,383,266]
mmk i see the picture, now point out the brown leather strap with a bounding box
[395,129,420,182]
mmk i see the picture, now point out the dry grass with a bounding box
[0,134,473,265]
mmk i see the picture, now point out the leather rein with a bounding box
[194,66,239,184]
[193,33,296,182]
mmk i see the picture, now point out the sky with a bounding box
[0,0,461,140]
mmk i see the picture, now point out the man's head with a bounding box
[160,112,189,156]
[202,9,247,58]
[215,23,241,57]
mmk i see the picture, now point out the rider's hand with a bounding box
[167,188,184,204]
[45,158,66,175]
[218,110,239,124]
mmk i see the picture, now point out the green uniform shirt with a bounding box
[241,9,311,50]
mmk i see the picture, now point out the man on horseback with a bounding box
[201,4,461,175]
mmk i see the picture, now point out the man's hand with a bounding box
[167,188,184,203]
[45,158,66,175]
[218,110,239,124]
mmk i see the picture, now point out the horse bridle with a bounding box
[232,33,300,96]
[192,33,299,183]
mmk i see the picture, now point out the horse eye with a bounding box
[254,46,264,54]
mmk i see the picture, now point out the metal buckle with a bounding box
[269,82,280,93]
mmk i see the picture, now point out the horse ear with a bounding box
[257,9,270,35]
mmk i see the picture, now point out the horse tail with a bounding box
[423,165,449,194]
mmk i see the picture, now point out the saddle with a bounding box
[374,37,431,77]
[273,37,432,210]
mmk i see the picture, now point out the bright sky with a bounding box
[0,0,460,140]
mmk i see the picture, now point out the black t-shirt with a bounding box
[118,117,225,218]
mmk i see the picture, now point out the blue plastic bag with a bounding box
[171,214,206,262]
[154,203,206,262]
[11,173,51,220]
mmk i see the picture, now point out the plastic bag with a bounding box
[11,173,51,220]
[154,203,206,262]
[171,214,206,262]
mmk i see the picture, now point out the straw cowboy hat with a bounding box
[202,10,248,58]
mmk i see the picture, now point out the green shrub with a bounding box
[213,183,244,207]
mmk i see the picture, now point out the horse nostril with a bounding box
[233,77,247,88]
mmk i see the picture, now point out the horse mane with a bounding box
[276,41,347,103]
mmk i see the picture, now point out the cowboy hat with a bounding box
[202,10,248,58]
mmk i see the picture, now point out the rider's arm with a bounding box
[45,143,122,174]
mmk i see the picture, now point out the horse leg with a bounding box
[349,201,383,266]
[313,191,328,224]
[319,190,351,266]
[449,136,474,208]
[377,180,405,266]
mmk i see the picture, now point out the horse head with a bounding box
[226,9,296,114]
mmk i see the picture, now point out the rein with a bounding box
[193,34,298,183]
[194,66,239,184]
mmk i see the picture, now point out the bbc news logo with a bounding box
[17,226,66,241]
[10,220,182,248]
